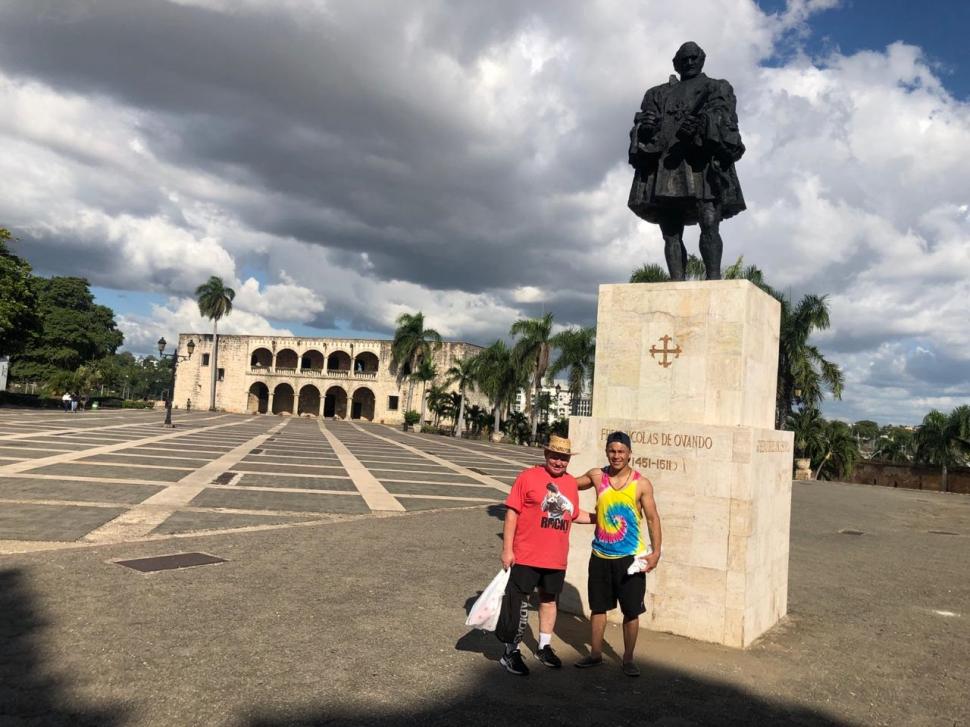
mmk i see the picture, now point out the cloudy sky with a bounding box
[1,0,968,425]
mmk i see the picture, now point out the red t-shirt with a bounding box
[505,465,580,571]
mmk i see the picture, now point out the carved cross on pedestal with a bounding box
[649,335,682,368]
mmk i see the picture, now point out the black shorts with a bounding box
[588,553,646,618]
[508,564,565,597]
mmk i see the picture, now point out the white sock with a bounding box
[538,633,552,649]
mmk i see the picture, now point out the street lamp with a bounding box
[157,337,195,427]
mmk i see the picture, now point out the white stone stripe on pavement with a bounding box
[319,421,405,512]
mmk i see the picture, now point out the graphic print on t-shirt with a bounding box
[540,483,574,531]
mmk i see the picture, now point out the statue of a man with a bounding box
[627,42,746,280]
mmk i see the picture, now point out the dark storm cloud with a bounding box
[0,0,626,294]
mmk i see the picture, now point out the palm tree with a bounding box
[390,312,442,411]
[913,407,970,493]
[509,313,554,443]
[630,255,706,283]
[409,359,437,426]
[424,383,453,427]
[787,407,827,462]
[775,294,844,429]
[813,419,859,481]
[470,340,523,439]
[195,276,235,411]
[444,357,477,436]
[548,326,596,406]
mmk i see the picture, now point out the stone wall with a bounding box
[850,461,970,495]
[172,333,486,424]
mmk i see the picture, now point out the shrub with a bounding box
[403,410,421,426]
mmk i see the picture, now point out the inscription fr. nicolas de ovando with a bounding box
[600,428,714,450]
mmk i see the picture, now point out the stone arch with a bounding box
[247,382,269,414]
[272,383,295,414]
[323,385,348,418]
[351,386,376,421]
[354,351,379,373]
[298,384,321,416]
[301,349,324,372]
[275,348,298,370]
[250,348,272,368]
[327,350,351,372]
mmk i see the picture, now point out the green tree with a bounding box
[470,340,523,437]
[873,426,914,464]
[10,277,123,383]
[510,312,554,442]
[788,407,827,461]
[813,419,859,481]
[548,326,596,404]
[409,359,438,425]
[0,228,40,358]
[444,357,477,436]
[390,312,442,411]
[195,276,235,411]
[913,407,970,493]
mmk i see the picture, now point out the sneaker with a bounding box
[535,645,562,668]
[574,654,604,668]
[500,649,530,676]
[622,661,641,677]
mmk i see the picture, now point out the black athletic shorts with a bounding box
[588,553,646,618]
[508,563,566,596]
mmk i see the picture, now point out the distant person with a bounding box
[70,394,78,413]
[62,392,71,412]
[495,435,594,676]
[79,395,88,412]
[573,431,663,676]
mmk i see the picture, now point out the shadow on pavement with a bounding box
[485,504,506,520]
[0,568,126,726]
[244,657,853,727]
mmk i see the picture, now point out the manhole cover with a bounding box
[115,552,227,573]
[468,467,486,475]
[251,448,263,455]
[928,530,959,536]
[838,529,864,536]
[212,471,237,485]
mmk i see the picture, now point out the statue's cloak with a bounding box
[628,73,746,226]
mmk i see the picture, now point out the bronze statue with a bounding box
[628,42,746,280]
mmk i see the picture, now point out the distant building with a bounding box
[514,380,574,421]
[0,356,8,392]
[172,334,485,424]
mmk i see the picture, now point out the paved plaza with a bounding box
[0,409,968,726]
[0,408,535,552]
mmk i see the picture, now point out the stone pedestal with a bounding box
[564,280,793,648]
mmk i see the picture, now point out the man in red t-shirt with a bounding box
[496,435,593,676]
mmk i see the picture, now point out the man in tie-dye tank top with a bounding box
[573,431,663,676]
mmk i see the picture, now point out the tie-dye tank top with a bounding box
[592,468,645,559]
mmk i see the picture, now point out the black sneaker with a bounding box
[535,645,562,668]
[500,649,530,676]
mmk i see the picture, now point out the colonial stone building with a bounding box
[172,333,484,424]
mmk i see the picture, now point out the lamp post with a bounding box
[158,337,195,427]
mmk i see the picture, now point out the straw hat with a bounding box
[544,434,576,456]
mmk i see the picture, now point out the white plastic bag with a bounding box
[465,568,511,632]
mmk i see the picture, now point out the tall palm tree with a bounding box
[548,326,596,406]
[444,357,477,436]
[470,340,522,439]
[409,359,438,426]
[390,312,442,410]
[787,407,827,461]
[510,313,554,442]
[913,406,970,493]
[775,294,844,429]
[195,276,235,411]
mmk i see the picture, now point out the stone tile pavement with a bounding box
[0,409,523,552]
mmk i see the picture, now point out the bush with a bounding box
[121,400,156,409]
[403,410,421,426]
